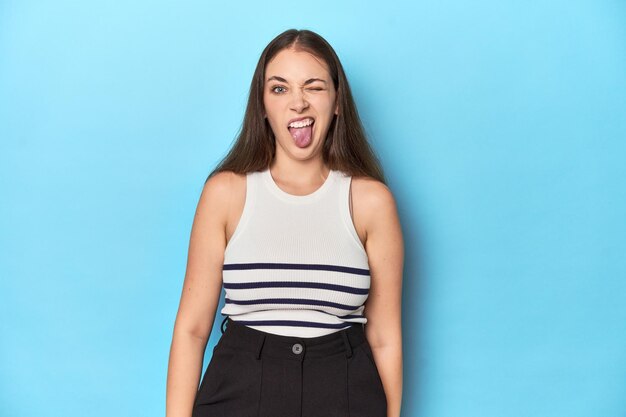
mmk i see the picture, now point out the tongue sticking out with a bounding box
[288,123,313,148]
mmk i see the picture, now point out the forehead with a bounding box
[265,48,330,81]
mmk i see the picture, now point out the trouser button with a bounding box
[292,343,303,354]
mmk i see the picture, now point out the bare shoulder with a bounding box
[351,176,398,218]
[199,171,233,210]
[200,170,247,244]
[195,171,241,224]
[350,175,400,242]
[351,176,396,206]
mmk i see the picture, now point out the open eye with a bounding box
[271,85,287,94]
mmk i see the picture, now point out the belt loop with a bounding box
[255,334,266,360]
[341,327,353,358]
[220,316,228,334]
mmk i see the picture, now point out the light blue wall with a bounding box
[1,1,625,416]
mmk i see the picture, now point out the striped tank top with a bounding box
[220,166,370,337]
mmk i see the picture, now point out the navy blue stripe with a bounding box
[223,262,369,276]
[225,297,361,310]
[219,313,365,321]
[223,281,369,295]
[234,320,354,329]
[339,314,365,319]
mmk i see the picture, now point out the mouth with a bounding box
[287,117,315,129]
[287,117,315,148]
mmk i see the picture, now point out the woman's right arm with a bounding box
[166,172,232,417]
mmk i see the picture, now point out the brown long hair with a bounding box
[207,28,386,184]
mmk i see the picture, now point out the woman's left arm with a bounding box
[358,179,405,417]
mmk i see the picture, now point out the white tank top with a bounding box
[220,166,370,337]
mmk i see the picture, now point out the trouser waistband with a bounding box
[217,316,367,362]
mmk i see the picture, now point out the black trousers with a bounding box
[192,317,387,417]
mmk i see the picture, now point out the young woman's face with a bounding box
[263,48,338,161]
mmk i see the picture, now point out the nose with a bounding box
[289,88,309,113]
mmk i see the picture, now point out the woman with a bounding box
[166,28,404,417]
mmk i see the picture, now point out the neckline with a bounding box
[263,166,336,203]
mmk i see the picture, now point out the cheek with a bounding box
[262,96,270,114]
[266,117,285,137]
[263,96,282,115]
[263,91,275,108]
[311,95,335,112]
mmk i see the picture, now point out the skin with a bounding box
[166,47,404,417]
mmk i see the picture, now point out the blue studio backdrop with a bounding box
[1,1,625,416]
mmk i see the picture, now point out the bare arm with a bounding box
[359,179,404,417]
[166,172,232,417]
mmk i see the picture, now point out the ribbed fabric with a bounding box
[220,166,370,338]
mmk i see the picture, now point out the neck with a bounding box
[269,156,330,187]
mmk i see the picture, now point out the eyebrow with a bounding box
[266,76,327,85]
